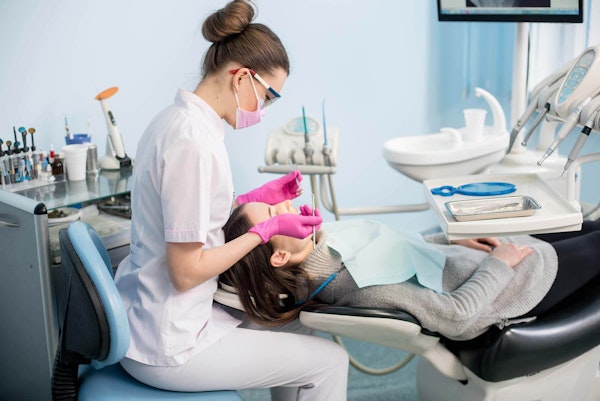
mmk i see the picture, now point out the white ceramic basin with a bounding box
[383,127,509,182]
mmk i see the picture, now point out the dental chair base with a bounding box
[417,345,600,401]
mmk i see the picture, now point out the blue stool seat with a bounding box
[54,221,242,400]
[79,365,241,400]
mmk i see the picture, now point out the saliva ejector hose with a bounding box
[537,97,591,166]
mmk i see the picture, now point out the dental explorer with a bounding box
[537,96,591,166]
[562,110,598,175]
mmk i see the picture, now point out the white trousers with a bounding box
[120,325,349,401]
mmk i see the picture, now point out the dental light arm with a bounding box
[537,97,591,166]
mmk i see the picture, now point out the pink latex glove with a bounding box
[248,209,322,244]
[237,170,303,205]
[299,204,322,231]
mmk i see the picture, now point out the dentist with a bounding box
[114,1,348,400]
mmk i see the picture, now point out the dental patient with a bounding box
[221,201,600,340]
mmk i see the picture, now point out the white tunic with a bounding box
[115,89,240,366]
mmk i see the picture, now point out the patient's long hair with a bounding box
[221,205,312,326]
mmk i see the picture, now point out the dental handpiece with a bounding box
[537,97,591,166]
[508,96,539,152]
[520,82,561,147]
[563,111,598,174]
[521,102,550,147]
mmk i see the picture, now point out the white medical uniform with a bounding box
[115,89,348,400]
[115,88,240,366]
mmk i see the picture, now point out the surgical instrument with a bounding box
[28,128,36,151]
[11,127,19,153]
[18,127,28,153]
[537,97,591,166]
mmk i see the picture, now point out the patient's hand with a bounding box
[489,243,533,268]
[451,237,501,252]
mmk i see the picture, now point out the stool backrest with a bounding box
[57,221,130,369]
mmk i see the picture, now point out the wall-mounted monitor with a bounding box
[437,0,583,23]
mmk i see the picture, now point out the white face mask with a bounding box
[233,77,267,130]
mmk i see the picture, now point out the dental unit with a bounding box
[215,42,600,401]
[535,45,600,167]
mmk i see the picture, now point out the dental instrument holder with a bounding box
[493,45,600,207]
[260,115,431,219]
[95,87,132,171]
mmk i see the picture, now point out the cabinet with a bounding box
[0,169,132,401]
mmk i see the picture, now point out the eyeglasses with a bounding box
[229,68,281,107]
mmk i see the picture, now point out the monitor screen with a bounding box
[437,0,583,23]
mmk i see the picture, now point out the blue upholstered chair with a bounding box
[53,221,242,401]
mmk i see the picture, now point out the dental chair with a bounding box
[53,221,242,401]
[215,271,600,401]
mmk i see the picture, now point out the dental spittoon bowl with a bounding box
[383,87,509,182]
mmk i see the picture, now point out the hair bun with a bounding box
[202,0,256,43]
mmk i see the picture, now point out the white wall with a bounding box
[1,1,597,228]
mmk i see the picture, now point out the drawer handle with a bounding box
[0,220,19,228]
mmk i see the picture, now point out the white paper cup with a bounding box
[463,108,487,142]
[62,144,89,181]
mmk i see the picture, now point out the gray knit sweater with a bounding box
[299,231,558,340]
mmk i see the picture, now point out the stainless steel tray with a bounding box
[445,195,541,222]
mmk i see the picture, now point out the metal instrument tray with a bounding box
[423,173,582,240]
[445,195,541,222]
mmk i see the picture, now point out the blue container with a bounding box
[65,133,91,145]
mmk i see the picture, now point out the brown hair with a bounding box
[221,204,312,326]
[201,0,290,78]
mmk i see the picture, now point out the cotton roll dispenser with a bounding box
[95,87,132,170]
